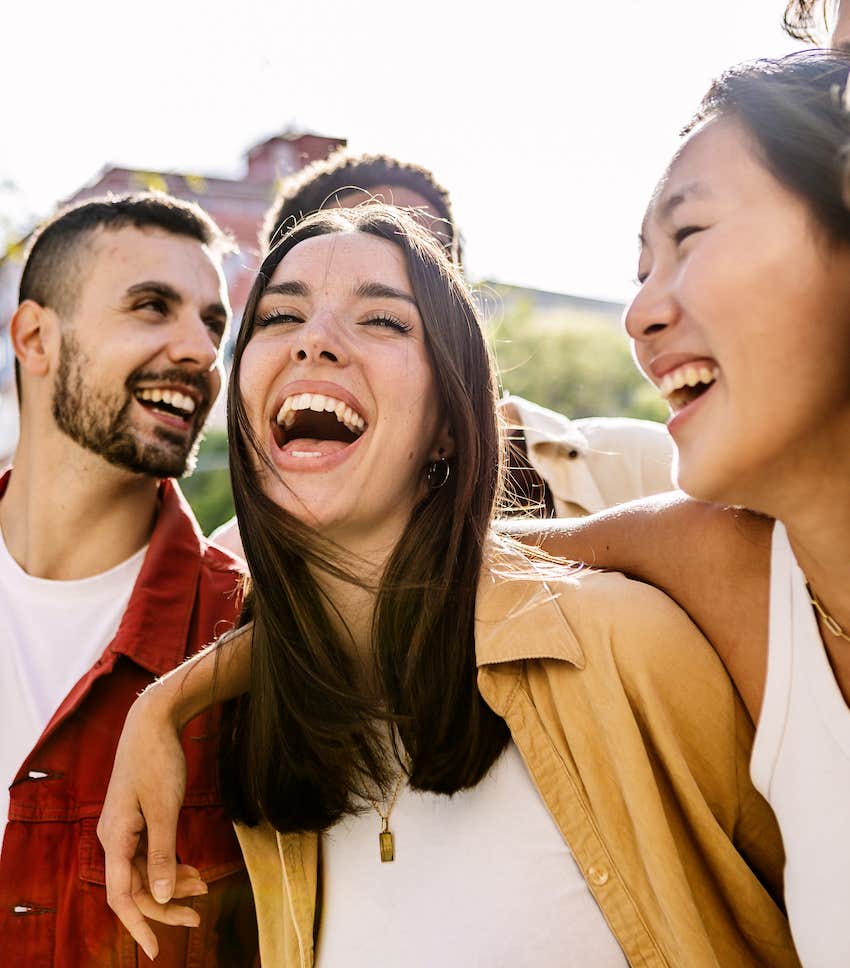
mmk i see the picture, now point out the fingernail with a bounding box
[142,942,157,961]
[152,880,172,903]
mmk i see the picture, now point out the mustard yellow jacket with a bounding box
[236,555,800,967]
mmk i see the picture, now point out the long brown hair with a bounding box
[219,207,509,831]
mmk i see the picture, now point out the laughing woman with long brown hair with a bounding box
[98,206,798,967]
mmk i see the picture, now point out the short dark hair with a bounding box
[15,191,231,400]
[685,49,850,247]
[261,150,462,264]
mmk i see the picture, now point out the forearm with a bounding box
[145,625,252,730]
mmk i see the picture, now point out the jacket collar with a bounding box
[0,469,205,677]
[109,478,206,676]
[474,540,585,669]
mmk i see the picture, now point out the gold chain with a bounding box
[366,771,406,863]
[807,583,850,643]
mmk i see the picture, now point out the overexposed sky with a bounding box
[1,0,807,301]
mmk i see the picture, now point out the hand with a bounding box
[98,687,190,961]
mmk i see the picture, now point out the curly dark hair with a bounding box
[261,150,461,264]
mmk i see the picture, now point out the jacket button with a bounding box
[587,864,609,886]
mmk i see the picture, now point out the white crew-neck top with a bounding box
[750,521,850,967]
[316,741,628,967]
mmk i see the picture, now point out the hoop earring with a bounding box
[426,457,450,489]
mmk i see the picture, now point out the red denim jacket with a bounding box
[0,474,258,968]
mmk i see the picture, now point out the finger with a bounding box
[133,888,202,929]
[133,857,208,901]
[104,860,160,961]
[145,809,180,904]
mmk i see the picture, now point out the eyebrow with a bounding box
[655,181,711,223]
[261,279,417,307]
[639,181,712,245]
[125,280,228,321]
[354,281,417,306]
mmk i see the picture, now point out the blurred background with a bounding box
[0,0,809,531]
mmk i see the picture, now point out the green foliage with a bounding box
[180,429,234,536]
[486,297,668,423]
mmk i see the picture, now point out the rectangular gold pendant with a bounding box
[379,829,395,862]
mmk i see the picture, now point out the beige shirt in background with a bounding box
[504,395,676,517]
[235,546,799,968]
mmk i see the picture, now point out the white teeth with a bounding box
[659,365,720,399]
[275,392,366,435]
[135,387,196,415]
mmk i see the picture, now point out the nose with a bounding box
[623,271,679,344]
[293,312,347,365]
[167,310,221,372]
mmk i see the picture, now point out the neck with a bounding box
[1,420,160,580]
[311,530,400,670]
[767,466,850,641]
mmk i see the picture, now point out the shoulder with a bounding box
[547,568,730,695]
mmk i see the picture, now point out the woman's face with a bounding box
[239,230,450,548]
[626,116,850,510]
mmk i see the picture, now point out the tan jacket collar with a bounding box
[474,542,586,669]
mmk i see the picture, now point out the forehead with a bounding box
[269,231,412,290]
[643,117,769,230]
[80,225,226,301]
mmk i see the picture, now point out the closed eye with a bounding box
[361,312,412,334]
[673,225,704,245]
[255,311,303,327]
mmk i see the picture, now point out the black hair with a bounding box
[261,150,461,264]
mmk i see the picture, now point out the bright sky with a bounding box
[2,0,807,302]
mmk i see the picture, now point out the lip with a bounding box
[267,424,366,474]
[646,352,719,383]
[133,396,196,433]
[271,379,367,426]
[666,377,718,437]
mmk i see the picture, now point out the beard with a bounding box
[51,329,212,478]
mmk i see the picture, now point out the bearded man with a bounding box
[0,194,257,966]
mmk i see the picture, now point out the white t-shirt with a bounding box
[0,528,146,842]
[317,741,628,967]
[750,522,850,968]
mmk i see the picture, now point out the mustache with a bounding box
[126,367,214,409]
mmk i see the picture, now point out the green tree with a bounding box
[487,298,667,422]
[180,429,235,536]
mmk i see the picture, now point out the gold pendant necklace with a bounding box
[366,771,405,863]
[807,583,850,643]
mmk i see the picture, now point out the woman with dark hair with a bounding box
[505,49,850,966]
[99,206,798,966]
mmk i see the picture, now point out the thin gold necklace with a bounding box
[366,771,406,863]
[807,583,850,643]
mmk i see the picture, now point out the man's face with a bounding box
[51,226,230,478]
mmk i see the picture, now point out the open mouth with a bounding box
[134,387,198,423]
[659,363,719,413]
[273,392,367,458]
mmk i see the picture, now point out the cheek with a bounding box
[236,342,274,430]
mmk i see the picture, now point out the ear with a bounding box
[10,300,57,382]
[431,423,455,461]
